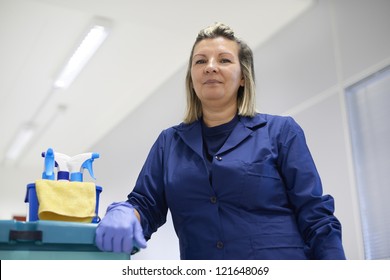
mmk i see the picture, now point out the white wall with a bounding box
[1,0,389,260]
[255,0,390,259]
[0,165,41,219]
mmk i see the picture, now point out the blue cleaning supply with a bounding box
[68,153,100,182]
[41,148,55,180]
[54,152,71,181]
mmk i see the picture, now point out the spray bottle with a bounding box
[41,148,55,180]
[68,153,100,182]
[54,152,71,181]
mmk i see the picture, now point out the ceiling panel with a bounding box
[0,0,314,168]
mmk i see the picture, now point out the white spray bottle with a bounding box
[54,152,71,181]
[68,153,100,182]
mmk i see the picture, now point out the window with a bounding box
[346,65,390,260]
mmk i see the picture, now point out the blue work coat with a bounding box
[128,113,346,259]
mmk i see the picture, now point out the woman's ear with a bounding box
[240,76,245,87]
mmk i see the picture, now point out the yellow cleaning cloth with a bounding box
[35,179,96,223]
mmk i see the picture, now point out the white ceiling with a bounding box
[0,0,313,169]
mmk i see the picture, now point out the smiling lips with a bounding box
[204,79,221,85]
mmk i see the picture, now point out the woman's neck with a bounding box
[202,103,237,127]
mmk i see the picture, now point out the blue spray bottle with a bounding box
[41,148,55,180]
[54,152,71,181]
[68,153,100,182]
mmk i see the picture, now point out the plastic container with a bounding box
[0,220,130,260]
[25,183,102,223]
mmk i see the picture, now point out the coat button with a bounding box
[210,196,217,203]
[216,241,224,249]
[215,156,222,161]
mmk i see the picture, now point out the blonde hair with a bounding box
[184,22,256,123]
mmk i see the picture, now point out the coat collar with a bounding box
[174,113,267,158]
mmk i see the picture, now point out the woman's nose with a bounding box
[205,59,218,73]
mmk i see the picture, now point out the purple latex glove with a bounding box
[95,202,147,254]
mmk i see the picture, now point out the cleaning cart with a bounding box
[0,148,130,260]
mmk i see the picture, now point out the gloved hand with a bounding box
[95,202,147,254]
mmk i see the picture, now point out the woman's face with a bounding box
[191,37,244,109]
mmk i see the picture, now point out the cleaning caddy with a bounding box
[26,148,101,223]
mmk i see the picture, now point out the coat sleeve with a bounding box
[127,131,168,240]
[276,117,346,260]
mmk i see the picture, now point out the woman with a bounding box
[95,23,346,260]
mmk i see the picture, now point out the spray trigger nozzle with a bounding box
[82,153,99,180]
[41,148,55,180]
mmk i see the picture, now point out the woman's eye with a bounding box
[195,59,206,64]
[220,58,231,63]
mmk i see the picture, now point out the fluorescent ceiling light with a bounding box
[53,20,111,89]
[5,124,35,160]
